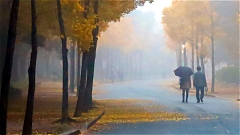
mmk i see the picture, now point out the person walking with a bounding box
[193,66,207,103]
[180,76,191,103]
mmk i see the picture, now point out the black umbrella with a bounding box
[174,66,193,77]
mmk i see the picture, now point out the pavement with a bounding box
[169,78,240,101]
[86,78,240,134]
[62,78,239,134]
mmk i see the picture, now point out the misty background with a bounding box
[3,0,239,84]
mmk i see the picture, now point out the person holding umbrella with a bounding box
[180,76,191,103]
[174,66,193,103]
[193,66,207,103]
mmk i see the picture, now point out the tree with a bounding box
[204,1,217,93]
[84,0,99,112]
[22,0,37,133]
[0,1,12,86]
[56,0,69,121]
[69,42,75,93]
[74,0,90,116]
[74,0,153,115]
[214,1,239,66]
[0,0,20,134]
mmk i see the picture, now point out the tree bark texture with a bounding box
[45,51,51,78]
[0,0,19,134]
[76,46,81,95]
[183,43,187,67]
[191,39,194,72]
[12,50,19,82]
[210,3,215,93]
[179,44,182,67]
[74,52,88,116]
[19,57,27,79]
[196,34,200,67]
[69,44,75,93]
[22,0,37,134]
[211,36,215,93]
[74,0,90,116]
[56,0,69,120]
[0,0,12,87]
[200,33,205,73]
[106,46,110,81]
[200,55,205,73]
[84,0,99,112]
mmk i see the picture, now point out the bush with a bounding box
[216,66,239,84]
[9,86,22,99]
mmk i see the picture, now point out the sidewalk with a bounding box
[206,81,239,101]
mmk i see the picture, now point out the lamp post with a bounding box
[182,43,187,66]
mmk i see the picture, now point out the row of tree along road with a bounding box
[0,0,153,134]
[161,1,239,92]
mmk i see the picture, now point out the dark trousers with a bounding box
[196,86,204,101]
[182,89,189,101]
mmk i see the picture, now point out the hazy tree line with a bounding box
[162,0,239,93]
[0,0,153,134]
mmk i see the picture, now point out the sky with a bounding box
[137,0,172,22]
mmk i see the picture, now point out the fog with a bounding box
[94,9,176,81]
[29,8,177,83]
[3,0,239,84]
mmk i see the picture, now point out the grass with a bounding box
[7,93,101,134]
[7,81,187,134]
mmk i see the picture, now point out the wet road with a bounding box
[89,79,239,134]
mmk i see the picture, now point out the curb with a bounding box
[87,110,105,129]
[61,129,81,135]
[207,94,240,101]
[61,111,105,135]
[80,110,105,134]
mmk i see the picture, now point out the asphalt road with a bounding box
[88,79,239,134]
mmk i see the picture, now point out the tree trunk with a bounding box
[211,36,215,93]
[200,55,205,73]
[74,44,78,87]
[191,39,194,71]
[45,51,51,78]
[210,2,215,93]
[74,0,90,116]
[196,34,200,67]
[19,56,27,79]
[139,51,142,79]
[12,49,19,82]
[69,43,75,93]
[97,48,104,81]
[130,53,133,79]
[183,41,187,67]
[56,0,69,120]
[179,44,182,67]
[0,48,5,86]
[22,0,37,133]
[74,52,88,116]
[176,49,179,67]
[106,46,110,81]
[84,0,99,112]
[127,54,131,79]
[200,33,205,73]
[76,46,81,96]
[133,53,137,79]
[0,1,11,88]
[0,0,19,134]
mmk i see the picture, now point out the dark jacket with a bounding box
[193,71,207,87]
[180,77,191,89]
